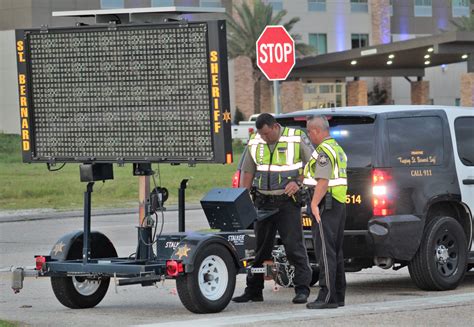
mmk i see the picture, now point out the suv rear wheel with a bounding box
[408,216,468,291]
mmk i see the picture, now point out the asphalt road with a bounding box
[1,209,473,326]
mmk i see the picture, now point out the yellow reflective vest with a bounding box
[303,138,348,203]
[248,127,303,190]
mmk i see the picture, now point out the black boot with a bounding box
[306,300,338,309]
[292,293,308,304]
[232,292,263,303]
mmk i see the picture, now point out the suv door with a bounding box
[453,116,474,237]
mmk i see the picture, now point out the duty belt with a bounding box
[255,192,291,203]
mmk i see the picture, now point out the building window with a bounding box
[100,0,124,9]
[309,33,327,54]
[351,34,369,48]
[452,0,470,17]
[455,98,461,106]
[200,0,221,7]
[308,0,326,12]
[351,0,368,13]
[152,0,174,6]
[303,82,346,110]
[266,0,283,11]
[389,0,393,16]
[267,0,283,11]
[414,0,432,17]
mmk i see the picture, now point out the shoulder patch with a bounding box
[317,153,329,167]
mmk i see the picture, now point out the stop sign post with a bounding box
[256,25,295,81]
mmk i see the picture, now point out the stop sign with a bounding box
[256,25,295,81]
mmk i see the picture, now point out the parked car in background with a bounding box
[231,113,275,143]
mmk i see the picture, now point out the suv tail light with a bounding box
[372,169,395,216]
[232,170,241,188]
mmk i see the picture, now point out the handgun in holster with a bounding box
[251,188,267,208]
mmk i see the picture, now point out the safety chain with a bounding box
[272,245,295,288]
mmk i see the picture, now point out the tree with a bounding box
[368,83,388,105]
[233,106,245,124]
[226,0,312,114]
[451,13,474,31]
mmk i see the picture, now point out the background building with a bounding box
[233,0,473,117]
[0,0,472,133]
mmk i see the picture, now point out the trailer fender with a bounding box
[170,233,241,273]
[50,231,118,261]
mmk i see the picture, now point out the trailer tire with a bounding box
[50,233,117,309]
[51,275,110,309]
[408,216,468,291]
[176,243,236,313]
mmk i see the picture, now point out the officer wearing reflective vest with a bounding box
[232,113,313,305]
[303,115,348,309]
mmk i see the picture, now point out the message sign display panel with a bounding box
[16,21,232,164]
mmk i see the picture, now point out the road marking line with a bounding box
[135,292,474,327]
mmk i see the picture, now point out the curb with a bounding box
[0,204,203,223]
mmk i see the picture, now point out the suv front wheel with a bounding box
[408,216,468,291]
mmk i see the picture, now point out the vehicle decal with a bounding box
[175,244,191,259]
[52,242,65,255]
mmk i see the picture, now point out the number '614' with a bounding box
[346,194,362,204]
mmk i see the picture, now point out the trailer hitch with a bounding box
[11,267,39,294]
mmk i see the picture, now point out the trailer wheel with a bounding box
[408,216,468,291]
[50,233,117,308]
[51,275,110,309]
[176,243,236,313]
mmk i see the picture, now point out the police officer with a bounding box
[232,113,313,304]
[303,115,347,309]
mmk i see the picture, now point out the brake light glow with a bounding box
[232,170,241,188]
[166,260,184,277]
[372,169,394,216]
[35,256,46,271]
[372,185,387,196]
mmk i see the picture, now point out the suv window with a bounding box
[328,119,374,168]
[454,117,474,166]
[278,116,375,168]
[388,116,443,167]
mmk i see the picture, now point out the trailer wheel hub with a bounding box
[72,276,101,296]
[198,255,228,301]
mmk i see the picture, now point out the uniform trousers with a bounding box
[246,198,312,296]
[312,199,346,304]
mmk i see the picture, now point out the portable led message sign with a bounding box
[16,21,232,164]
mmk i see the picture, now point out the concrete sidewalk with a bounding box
[0,204,202,223]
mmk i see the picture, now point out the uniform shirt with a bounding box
[241,126,314,194]
[312,140,333,181]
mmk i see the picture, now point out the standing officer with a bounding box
[232,113,313,304]
[303,115,347,309]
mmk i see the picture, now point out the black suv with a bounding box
[233,105,474,291]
